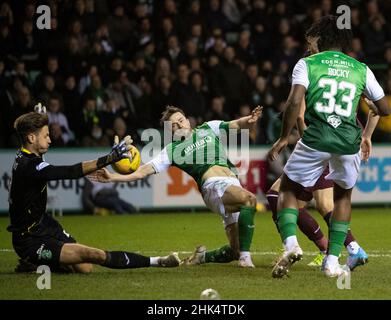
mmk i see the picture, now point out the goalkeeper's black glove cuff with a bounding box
[97,142,127,169]
[97,154,114,169]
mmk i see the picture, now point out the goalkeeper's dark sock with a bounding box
[102,251,150,269]
[328,219,349,257]
[205,245,235,263]
[277,208,299,249]
[238,206,256,252]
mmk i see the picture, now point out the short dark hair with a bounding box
[160,106,186,126]
[306,15,353,52]
[14,112,49,145]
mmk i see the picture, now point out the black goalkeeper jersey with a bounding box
[7,148,83,235]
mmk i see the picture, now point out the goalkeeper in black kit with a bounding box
[8,105,179,273]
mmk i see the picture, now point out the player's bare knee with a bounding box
[87,248,105,263]
[316,202,333,216]
[80,247,105,264]
[238,191,256,207]
[244,193,257,208]
[77,264,93,274]
[78,247,91,261]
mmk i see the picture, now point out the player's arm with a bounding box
[366,96,390,116]
[228,106,263,130]
[91,146,171,183]
[268,58,308,161]
[93,163,156,183]
[360,99,381,162]
[296,98,307,137]
[363,66,390,116]
[362,99,380,139]
[280,85,306,140]
[268,84,306,161]
[33,136,133,181]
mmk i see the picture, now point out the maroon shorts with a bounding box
[297,166,334,202]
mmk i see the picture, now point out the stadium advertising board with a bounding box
[354,146,391,203]
[0,146,391,213]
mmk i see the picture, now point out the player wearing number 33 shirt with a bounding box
[284,49,384,188]
[268,15,390,279]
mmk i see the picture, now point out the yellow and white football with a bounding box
[111,146,141,174]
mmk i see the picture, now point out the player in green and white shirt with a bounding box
[94,105,263,268]
[268,15,390,278]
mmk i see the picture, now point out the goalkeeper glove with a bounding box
[97,135,133,169]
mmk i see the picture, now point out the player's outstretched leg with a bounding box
[59,243,180,272]
[103,251,180,268]
[182,244,235,265]
[221,186,257,268]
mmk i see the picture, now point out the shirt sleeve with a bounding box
[291,59,309,89]
[207,120,230,135]
[363,66,385,101]
[27,158,84,181]
[147,147,171,173]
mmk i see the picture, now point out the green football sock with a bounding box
[277,208,299,242]
[238,206,256,251]
[328,219,349,257]
[205,244,235,263]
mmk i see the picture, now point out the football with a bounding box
[111,145,141,174]
[200,288,221,300]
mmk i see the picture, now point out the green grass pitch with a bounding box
[1,208,391,300]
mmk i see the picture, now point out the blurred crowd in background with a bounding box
[0,0,390,149]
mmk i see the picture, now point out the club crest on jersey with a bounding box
[327,115,342,128]
[197,129,208,138]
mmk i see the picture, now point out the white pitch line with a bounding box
[2,248,391,258]
[134,250,391,258]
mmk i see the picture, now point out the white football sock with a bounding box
[284,236,299,251]
[346,241,360,255]
[240,251,250,258]
[200,251,206,263]
[326,254,339,266]
[150,257,160,266]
